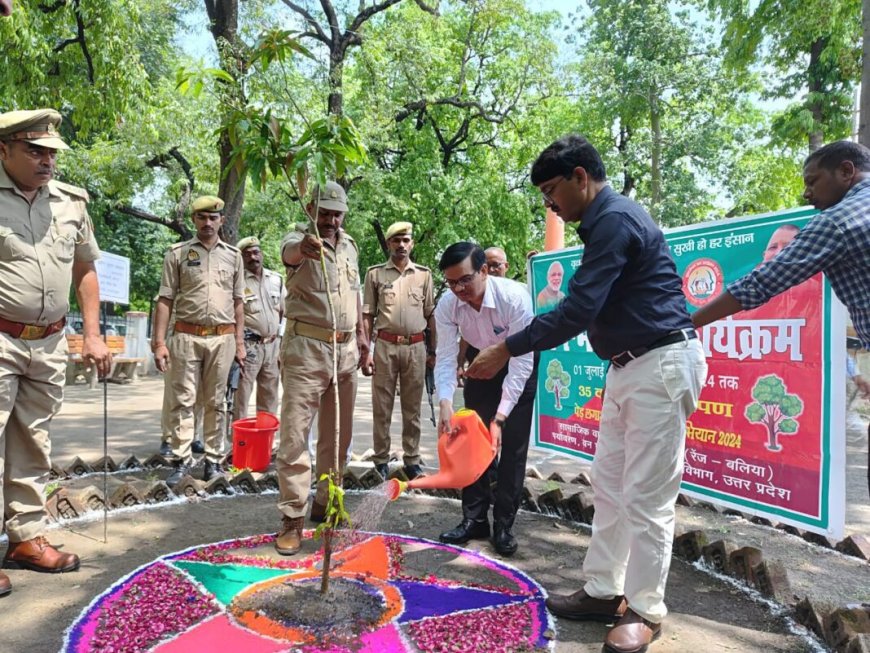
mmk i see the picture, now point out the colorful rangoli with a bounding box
[63,531,555,653]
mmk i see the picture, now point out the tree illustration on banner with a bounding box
[744,375,804,452]
[545,359,571,411]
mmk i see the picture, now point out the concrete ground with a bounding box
[0,372,866,652]
[48,372,870,538]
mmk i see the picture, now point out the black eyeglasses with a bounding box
[444,270,480,290]
[541,176,567,206]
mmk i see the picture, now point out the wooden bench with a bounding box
[66,335,145,388]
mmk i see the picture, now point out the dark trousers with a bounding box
[461,351,537,528]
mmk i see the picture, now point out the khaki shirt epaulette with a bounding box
[0,165,100,324]
[158,237,244,326]
[281,225,360,332]
[50,179,90,202]
[363,259,434,335]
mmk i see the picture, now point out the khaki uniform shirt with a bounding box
[158,238,244,325]
[0,165,100,324]
[242,267,284,337]
[281,224,359,332]
[363,260,434,335]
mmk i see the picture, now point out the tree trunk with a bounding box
[328,50,344,117]
[649,90,662,216]
[205,0,247,245]
[807,38,826,153]
[860,0,870,146]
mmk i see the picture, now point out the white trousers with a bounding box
[583,338,707,623]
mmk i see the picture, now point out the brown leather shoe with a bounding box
[0,570,10,597]
[275,516,305,555]
[546,588,627,622]
[3,536,80,573]
[604,609,662,653]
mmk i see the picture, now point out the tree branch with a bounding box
[51,0,94,83]
[38,0,66,13]
[146,147,195,191]
[413,0,439,15]
[347,0,404,36]
[115,204,192,240]
[280,0,330,44]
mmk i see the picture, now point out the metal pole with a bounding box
[101,301,108,544]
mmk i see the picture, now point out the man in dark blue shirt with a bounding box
[467,135,708,653]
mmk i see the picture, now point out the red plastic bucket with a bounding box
[232,411,279,472]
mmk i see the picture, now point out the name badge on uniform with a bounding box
[187,250,201,267]
[493,325,506,335]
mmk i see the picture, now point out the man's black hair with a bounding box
[439,242,486,272]
[530,134,607,185]
[804,140,870,173]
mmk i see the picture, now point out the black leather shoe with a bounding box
[404,464,423,480]
[439,519,490,544]
[166,462,191,486]
[492,523,518,556]
[203,460,226,482]
[159,441,172,457]
[375,463,389,480]
[191,440,205,454]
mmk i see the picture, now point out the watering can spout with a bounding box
[386,409,494,501]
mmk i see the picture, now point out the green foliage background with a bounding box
[0,0,860,310]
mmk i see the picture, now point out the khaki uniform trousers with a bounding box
[232,339,280,422]
[167,332,235,463]
[277,334,358,519]
[582,339,707,623]
[0,331,66,542]
[372,339,425,466]
[161,372,204,443]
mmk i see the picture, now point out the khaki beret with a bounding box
[237,236,260,251]
[0,109,69,150]
[385,221,413,240]
[309,181,347,212]
[191,195,224,214]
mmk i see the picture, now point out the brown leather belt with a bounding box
[378,331,425,345]
[0,316,65,340]
[287,319,352,344]
[174,321,235,337]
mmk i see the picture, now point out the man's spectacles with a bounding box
[487,261,506,271]
[541,176,567,206]
[445,270,480,290]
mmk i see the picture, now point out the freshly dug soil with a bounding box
[231,576,385,640]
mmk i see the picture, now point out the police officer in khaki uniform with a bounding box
[234,236,284,421]
[0,109,112,595]
[275,181,367,555]
[361,221,435,480]
[152,196,246,485]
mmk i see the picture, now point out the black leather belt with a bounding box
[243,330,263,343]
[610,329,697,369]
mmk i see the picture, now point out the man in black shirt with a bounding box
[468,135,708,653]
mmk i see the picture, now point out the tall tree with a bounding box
[708,0,861,152]
[280,0,438,118]
[205,0,248,243]
[345,0,563,273]
[577,0,758,224]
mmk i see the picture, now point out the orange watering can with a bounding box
[386,408,495,500]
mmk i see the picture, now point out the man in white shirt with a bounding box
[434,242,536,556]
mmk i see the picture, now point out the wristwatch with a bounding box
[491,417,506,428]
